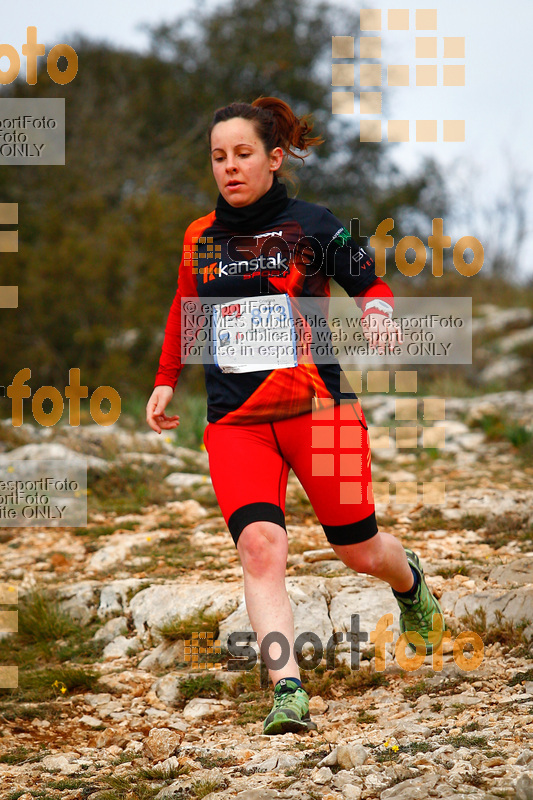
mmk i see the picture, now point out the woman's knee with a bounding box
[332,533,386,574]
[237,521,288,576]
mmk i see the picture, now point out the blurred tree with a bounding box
[146,0,448,227]
[0,0,447,408]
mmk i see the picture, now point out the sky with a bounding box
[3,0,533,277]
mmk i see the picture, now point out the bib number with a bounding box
[212,294,297,374]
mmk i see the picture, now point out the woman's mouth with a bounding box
[227,181,243,189]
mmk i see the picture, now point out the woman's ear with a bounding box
[270,146,284,171]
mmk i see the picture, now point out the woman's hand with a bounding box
[146,386,180,434]
[361,313,403,355]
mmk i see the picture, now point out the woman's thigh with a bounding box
[203,421,290,547]
[273,400,378,545]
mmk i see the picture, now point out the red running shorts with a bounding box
[203,400,378,547]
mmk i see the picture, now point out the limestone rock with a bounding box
[79,715,104,728]
[56,580,100,625]
[516,772,533,800]
[97,579,150,618]
[392,721,432,739]
[489,560,533,587]
[517,750,533,766]
[182,698,233,721]
[93,616,129,644]
[87,532,171,573]
[152,673,188,706]
[165,472,213,489]
[380,773,440,799]
[163,499,209,525]
[318,749,338,767]
[138,641,185,671]
[129,582,241,645]
[0,442,109,471]
[252,752,303,773]
[312,766,333,784]
[342,787,362,800]
[309,695,329,714]
[454,587,533,628]
[103,635,142,659]
[336,745,369,770]
[41,754,80,774]
[328,582,399,653]
[143,727,182,761]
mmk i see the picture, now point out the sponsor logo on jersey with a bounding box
[333,226,352,246]
[254,230,283,240]
[202,252,290,282]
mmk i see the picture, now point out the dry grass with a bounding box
[155,609,224,641]
[451,607,532,655]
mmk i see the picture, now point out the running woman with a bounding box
[146,97,445,735]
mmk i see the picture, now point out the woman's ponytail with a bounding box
[251,96,324,162]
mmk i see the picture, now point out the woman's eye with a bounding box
[239,153,250,158]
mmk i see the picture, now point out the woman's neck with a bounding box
[215,173,290,233]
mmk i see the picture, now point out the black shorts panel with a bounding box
[322,511,378,545]
[228,502,287,547]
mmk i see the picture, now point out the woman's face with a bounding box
[210,117,283,207]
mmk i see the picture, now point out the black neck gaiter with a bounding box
[215,173,290,232]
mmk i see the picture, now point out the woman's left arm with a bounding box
[355,277,403,354]
[314,208,403,354]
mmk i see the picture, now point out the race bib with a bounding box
[212,294,297,373]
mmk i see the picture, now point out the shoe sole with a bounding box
[263,712,316,735]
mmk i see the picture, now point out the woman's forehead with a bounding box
[211,118,259,148]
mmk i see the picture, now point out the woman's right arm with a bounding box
[147,220,200,434]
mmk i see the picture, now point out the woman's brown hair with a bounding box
[207,96,324,187]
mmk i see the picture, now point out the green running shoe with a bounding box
[263,678,318,736]
[393,549,446,656]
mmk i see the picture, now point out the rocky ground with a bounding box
[0,380,533,800]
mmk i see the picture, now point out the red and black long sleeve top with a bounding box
[154,179,393,424]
